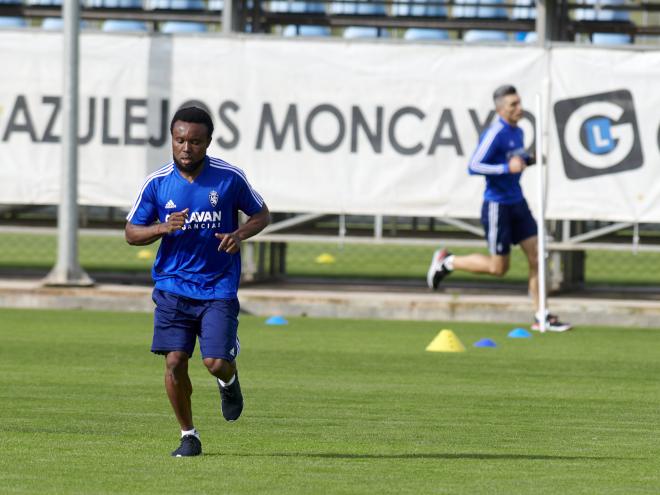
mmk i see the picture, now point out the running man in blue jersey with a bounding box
[125,107,270,457]
[426,85,571,332]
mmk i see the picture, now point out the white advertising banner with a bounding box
[0,32,153,207]
[0,32,545,218]
[546,47,660,222]
[0,32,658,222]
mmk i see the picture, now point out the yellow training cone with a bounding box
[315,253,336,264]
[137,249,154,260]
[426,329,466,353]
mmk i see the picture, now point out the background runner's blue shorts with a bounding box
[481,199,537,255]
[151,288,240,360]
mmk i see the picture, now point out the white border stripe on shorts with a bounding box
[488,201,499,254]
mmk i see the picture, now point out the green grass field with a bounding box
[1,308,659,494]
[285,242,660,286]
[2,232,660,286]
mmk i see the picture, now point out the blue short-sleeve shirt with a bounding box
[127,156,264,300]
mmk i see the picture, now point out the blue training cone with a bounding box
[508,328,532,338]
[473,338,497,348]
[265,315,288,326]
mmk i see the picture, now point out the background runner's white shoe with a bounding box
[531,313,572,332]
[426,248,452,290]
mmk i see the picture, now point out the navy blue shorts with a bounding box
[151,289,240,360]
[480,199,537,255]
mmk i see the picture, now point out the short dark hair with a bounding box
[170,106,214,138]
[493,85,517,106]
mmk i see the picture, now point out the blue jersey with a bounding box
[127,156,264,300]
[468,116,529,204]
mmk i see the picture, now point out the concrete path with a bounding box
[1,278,659,328]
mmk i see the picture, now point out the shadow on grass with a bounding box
[203,452,637,461]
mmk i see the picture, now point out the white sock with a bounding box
[218,374,236,388]
[181,428,199,439]
[444,255,455,271]
[536,309,549,321]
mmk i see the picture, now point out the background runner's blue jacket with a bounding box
[468,116,529,204]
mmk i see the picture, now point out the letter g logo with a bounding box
[554,90,643,180]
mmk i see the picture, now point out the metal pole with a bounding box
[374,215,383,240]
[222,0,234,34]
[536,0,558,43]
[536,0,547,44]
[535,93,547,332]
[44,0,93,286]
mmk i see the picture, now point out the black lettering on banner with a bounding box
[2,95,38,142]
[148,99,169,147]
[102,97,120,145]
[256,103,301,151]
[468,109,495,138]
[217,101,240,149]
[428,109,463,156]
[305,104,345,153]
[388,106,424,155]
[79,97,96,145]
[351,105,383,153]
[125,98,147,146]
[41,96,61,143]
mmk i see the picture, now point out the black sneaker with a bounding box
[218,373,243,422]
[426,248,452,290]
[531,313,572,332]
[171,434,202,457]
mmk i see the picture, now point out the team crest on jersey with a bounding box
[209,190,219,207]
